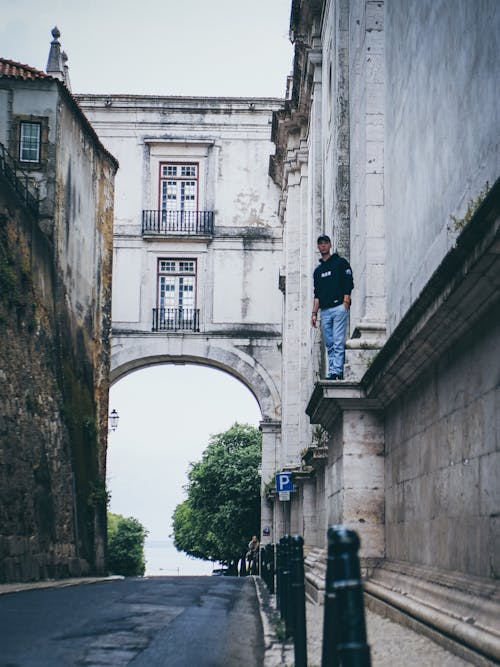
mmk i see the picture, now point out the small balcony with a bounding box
[142,210,214,237]
[152,307,200,332]
[0,141,39,216]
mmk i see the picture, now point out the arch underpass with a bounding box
[110,333,281,422]
[109,331,282,544]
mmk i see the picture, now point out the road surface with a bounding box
[0,575,264,666]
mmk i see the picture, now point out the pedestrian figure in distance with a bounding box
[311,235,354,380]
[246,535,260,575]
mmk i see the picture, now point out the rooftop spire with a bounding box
[46,26,66,83]
[62,51,72,91]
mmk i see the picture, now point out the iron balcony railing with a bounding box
[142,210,214,236]
[152,307,200,332]
[0,142,39,216]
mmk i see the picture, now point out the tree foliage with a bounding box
[172,423,262,564]
[107,512,148,576]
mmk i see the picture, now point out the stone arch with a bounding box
[110,334,282,422]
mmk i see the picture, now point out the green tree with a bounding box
[172,423,261,566]
[107,512,148,576]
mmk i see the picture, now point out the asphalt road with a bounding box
[0,576,265,666]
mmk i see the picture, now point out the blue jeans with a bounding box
[320,304,348,376]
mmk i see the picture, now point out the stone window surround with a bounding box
[11,114,49,170]
[157,256,198,312]
[144,138,215,213]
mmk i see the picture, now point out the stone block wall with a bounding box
[385,310,499,578]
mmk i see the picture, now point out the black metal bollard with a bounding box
[267,543,275,594]
[322,526,371,667]
[276,540,282,609]
[279,535,292,634]
[260,547,267,586]
[290,535,307,667]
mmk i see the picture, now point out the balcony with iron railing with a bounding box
[152,307,200,332]
[142,210,214,237]
[0,142,39,216]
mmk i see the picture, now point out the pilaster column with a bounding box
[281,142,311,467]
[301,477,317,549]
[306,383,385,566]
[341,408,385,566]
[345,0,387,379]
[259,419,281,545]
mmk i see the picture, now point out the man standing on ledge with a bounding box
[311,235,354,380]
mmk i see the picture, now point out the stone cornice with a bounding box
[301,445,328,471]
[283,144,310,179]
[112,327,281,339]
[143,137,215,146]
[306,382,382,431]
[259,419,281,434]
[77,94,284,110]
[269,2,323,187]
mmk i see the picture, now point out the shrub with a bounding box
[107,512,148,576]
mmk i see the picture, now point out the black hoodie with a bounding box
[313,253,354,309]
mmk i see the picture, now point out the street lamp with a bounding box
[108,409,119,432]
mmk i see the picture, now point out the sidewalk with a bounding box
[305,598,474,667]
[0,576,121,596]
[255,576,476,667]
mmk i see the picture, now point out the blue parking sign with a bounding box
[275,472,294,492]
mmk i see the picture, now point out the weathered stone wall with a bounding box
[0,81,116,582]
[385,309,499,578]
[0,186,90,581]
[54,97,115,478]
[385,0,500,333]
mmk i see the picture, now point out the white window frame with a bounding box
[159,162,199,213]
[19,122,41,163]
[157,258,197,313]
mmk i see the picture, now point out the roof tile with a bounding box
[0,58,51,81]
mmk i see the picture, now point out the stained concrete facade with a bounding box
[271,0,499,662]
[77,95,285,537]
[0,50,116,581]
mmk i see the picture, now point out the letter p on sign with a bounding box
[276,472,294,492]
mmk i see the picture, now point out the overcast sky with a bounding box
[2,0,293,572]
[1,0,293,97]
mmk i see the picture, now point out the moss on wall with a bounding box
[0,193,104,581]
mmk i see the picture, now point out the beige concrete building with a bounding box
[77,94,286,536]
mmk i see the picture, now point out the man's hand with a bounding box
[311,299,320,327]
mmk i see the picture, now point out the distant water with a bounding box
[144,539,214,576]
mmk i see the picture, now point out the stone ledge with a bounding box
[304,551,500,665]
[365,560,500,665]
[304,547,326,604]
[301,445,328,470]
[306,381,382,431]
